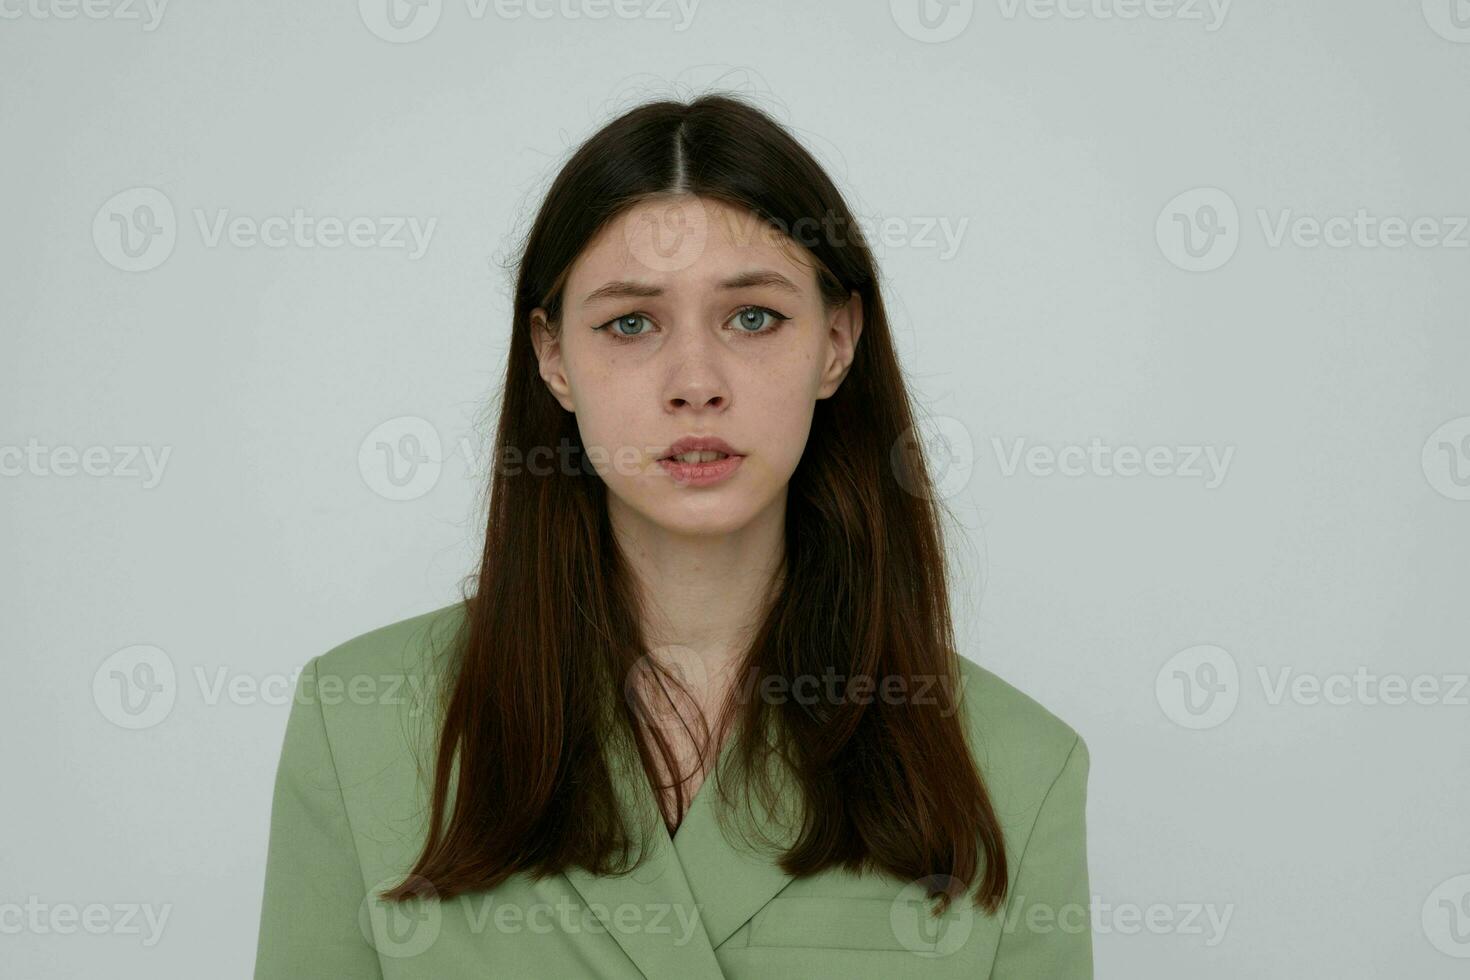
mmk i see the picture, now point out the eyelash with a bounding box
[592,305,791,343]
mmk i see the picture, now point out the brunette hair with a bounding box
[383,92,1007,915]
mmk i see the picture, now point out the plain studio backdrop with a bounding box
[3,2,1468,977]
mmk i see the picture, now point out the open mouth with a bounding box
[656,447,745,487]
[661,450,735,463]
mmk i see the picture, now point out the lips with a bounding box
[656,439,745,488]
[658,436,742,461]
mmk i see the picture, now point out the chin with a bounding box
[630,494,756,538]
[659,505,754,537]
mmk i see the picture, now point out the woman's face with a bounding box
[531,194,862,537]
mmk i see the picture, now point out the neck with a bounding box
[608,490,787,672]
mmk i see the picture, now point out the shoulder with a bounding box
[269,603,469,891]
[291,601,467,781]
[953,655,1082,761]
[952,654,1089,840]
[312,599,467,684]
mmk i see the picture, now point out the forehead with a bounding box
[564,195,819,300]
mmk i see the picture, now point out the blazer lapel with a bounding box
[669,723,799,949]
[562,718,803,973]
[561,726,727,980]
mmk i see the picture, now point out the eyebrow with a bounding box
[579,270,802,308]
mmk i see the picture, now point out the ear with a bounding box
[530,308,577,412]
[816,290,864,400]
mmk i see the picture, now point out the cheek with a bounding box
[755,339,824,403]
[571,367,643,453]
[746,362,820,460]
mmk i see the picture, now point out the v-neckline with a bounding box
[658,722,737,845]
[559,711,800,977]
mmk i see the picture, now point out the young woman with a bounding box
[253,94,1092,979]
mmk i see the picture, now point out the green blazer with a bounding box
[253,602,1092,979]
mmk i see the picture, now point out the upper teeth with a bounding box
[669,451,728,462]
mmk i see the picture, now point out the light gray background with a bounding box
[4,1,1468,977]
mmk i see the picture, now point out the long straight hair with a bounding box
[384,93,1007,915]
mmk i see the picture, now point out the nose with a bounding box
[662,322,730,414]
[666,385,727,412]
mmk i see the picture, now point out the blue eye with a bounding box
[594,306,790,342]
[729,305,790,335]
[606,314,651,337]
